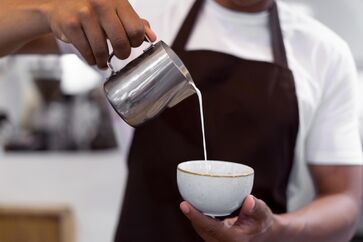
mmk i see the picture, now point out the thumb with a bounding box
[142,19,157,42]
[238,195,271,223]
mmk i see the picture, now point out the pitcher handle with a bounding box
[107,36,154,74]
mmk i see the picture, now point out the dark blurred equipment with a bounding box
[0,112,7,127]
[0,112,7,122]
[5,77,117,152]
[0,111,12,148]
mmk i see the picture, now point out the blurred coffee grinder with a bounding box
[0,112,12,154]
[5,55,117,151]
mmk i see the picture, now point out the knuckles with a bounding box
[52,0,139,62]
[64,18,81,31]
[88,0,109,13]
[78,6,93,20]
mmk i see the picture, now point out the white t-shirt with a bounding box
[58,0,363,210]
[359,72,363,140]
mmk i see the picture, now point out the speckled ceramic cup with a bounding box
[177,160,254,217]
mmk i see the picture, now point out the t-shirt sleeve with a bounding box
[359,75,363,141]
[306,42,363,165]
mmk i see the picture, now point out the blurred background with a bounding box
[0,0,363,242]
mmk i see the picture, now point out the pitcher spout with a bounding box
[168,81,196,108]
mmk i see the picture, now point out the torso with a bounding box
[113,0,357,209]
[114,1,299,241]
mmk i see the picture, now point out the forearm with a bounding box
[276,193,361,242]
[16,33,59,54]
[0,1,50,56]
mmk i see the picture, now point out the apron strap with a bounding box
[172,0,289,69]
[269,2,289,68]
[172,0,203,51]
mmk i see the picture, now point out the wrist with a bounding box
[21,2,51,36]
[271,214,306,242]
[5,0,52,41]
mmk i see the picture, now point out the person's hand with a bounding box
[41,0,157,68]
[180,195,284,242]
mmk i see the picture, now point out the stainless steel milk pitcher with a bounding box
[104,38,195,127]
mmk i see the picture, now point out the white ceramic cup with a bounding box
[177,160,254,217]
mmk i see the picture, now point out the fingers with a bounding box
[61,20,96,66]
[223,217,238,228]
[143,19,157,42]
[100,11,131,60]
[94,1,157,62]
[180,202,226,242]
[47,0,157,68]
[80,7,109,68]
[117,1,145,47]
[181,198,275,242]
[241,195,256,216]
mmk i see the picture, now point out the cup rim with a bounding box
[177,160,254,178]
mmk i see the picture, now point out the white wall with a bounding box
[0,151,128,242]
[0,55,134,242]
[283,0,363,67]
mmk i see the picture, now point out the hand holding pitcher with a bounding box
[41,0,156,67]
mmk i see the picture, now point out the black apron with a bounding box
[115,1,299,241]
